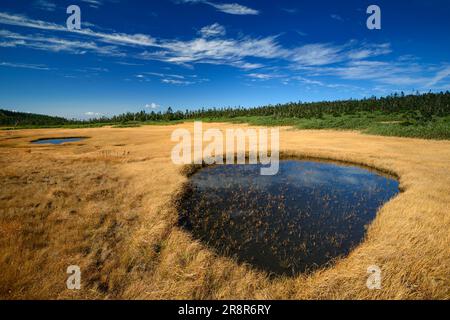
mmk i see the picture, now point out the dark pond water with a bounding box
[31,137,86,145]
[178,160,399,277]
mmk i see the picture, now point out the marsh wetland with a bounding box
[1,124,448,299]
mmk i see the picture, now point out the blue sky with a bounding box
[0,0,449,119]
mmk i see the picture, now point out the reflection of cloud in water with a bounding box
[192,161,394,193]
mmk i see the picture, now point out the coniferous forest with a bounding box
[89,91,450,123]
[2,91,450,139]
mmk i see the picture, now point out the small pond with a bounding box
[178,160,399,276]
[31,137,86,145]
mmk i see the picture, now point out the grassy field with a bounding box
[4,113,450,140]
[200,112,450,140]
[0,120,189,130]
[0,124,449,299]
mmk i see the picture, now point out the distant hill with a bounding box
[0,109,70,127]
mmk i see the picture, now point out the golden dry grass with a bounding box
[0,123,449,300]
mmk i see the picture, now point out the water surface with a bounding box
[178,160,399,276]
[32,137,86,145]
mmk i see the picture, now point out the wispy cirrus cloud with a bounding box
[1,11,448,90]
[138,34,286,69]
[246,73,278,80]
[281,8,298,14]
[208,2,259,15]
[299,60,450,90]
[179,0,259,15]
[34,0,57,12]
[80,0,105,9]
[290,42,392,67]
[330,14,344,22]
[0,12,388,69]
[0,61,51,70]
[137,71,209,86]
[0,12,157,47]
[80,0,122,9]
[0,30,125,57]
[347,43,392,60]
[245,72,292,84]
[291,43,344,66]
[427,66,450,87]
[198,23,226,38]
[161,78,195,85]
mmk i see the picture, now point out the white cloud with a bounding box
[135,72,207,85]
[290,42,391,67]
[144,72,186,79]
[138,35,286,69]
[427,66,450,87]
[180,0,259,15]
[145,103,159,109]
[81,0,104,9]
[290,76,354,89]
[0,12,392,71]
[282,8,298,14]
[0,12,157,47]
[347,43,392,60]
[238,62,264,70]
[207,2,259,15]
[246,73,278,80]
[301,60,450,89]
[330,14,344,21]
[34,0,57,12]
[0,11,447,90]
[291,43,343,66]
[199,23,226,38]
[84,111,103,116]
[0,30,125,57]
[0,61,51,70]
[162,78,194,85]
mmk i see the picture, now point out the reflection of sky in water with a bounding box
[192,161,396,194]
[32,138,85,145]
[180,160,399,276]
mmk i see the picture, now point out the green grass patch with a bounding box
[3,112,450,140]
[198,112,450,140]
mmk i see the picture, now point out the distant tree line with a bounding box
[0,109,70,126]
[2,91,449,126]
[88,91,450,124]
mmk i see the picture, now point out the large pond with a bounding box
[31,137,86,145]
[178,160,399,276]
